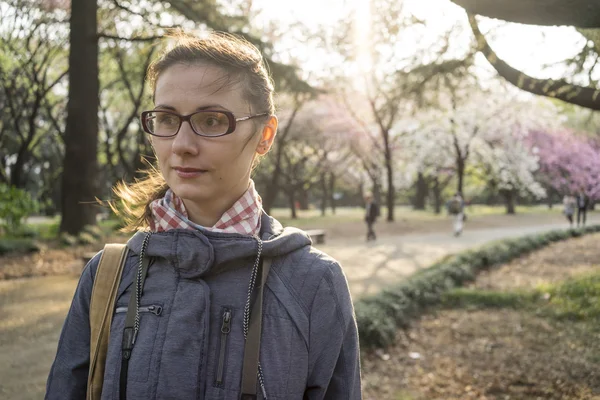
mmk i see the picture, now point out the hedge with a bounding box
[355,225,600,350]
[0,238,40,256]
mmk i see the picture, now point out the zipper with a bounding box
[115,304,163,316]
[215,308,232,386]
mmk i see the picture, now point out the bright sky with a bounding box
[251,0,586,81]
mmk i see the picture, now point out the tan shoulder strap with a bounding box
[87,243,128,400]
[241,258,272,399]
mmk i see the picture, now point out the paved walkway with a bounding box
[317,218,600,298]
[0,218,597,399]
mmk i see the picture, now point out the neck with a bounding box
[182,179,251,227]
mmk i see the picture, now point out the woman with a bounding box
[45,32,361,399]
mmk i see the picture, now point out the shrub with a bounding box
[0,184,39,236]
[60,233,78,246]
[82,224,104,240]
[356,224,600,350]
[0,238,40,255]
[77,232,97,245]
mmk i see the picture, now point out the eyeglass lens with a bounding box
[146,111,231,136]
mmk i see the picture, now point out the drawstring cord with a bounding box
[127,232,268,399]
[133,232,152,345]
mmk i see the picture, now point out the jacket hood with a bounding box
[126,213,311,279]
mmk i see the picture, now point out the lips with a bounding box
[173,166,208,178]
[174,167,206,172]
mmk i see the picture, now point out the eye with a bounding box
[156,113,178,126]
[205,116,219,127]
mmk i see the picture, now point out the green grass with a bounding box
[395,392,417,400]
[540,273,600,322]
[271,204,561,228]
[441,272,600,325]
[441,288,537,309]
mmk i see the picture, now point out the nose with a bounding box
[171,120,200,156]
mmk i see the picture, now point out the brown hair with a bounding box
[110,31,275,231]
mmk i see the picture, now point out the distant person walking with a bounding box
[364,192,380,241]
[576,191,589,227]
[447,192,465,237]
[563,194,576,227]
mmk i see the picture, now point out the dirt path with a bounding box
[0,275,79,400]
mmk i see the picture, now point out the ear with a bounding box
[256,116,278,155]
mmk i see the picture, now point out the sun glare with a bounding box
[352,0,373,73]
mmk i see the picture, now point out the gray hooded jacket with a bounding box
[45,214,361,399]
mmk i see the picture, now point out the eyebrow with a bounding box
[153,104,229,112]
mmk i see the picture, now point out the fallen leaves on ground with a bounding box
[362,233,600,400]
[0,235,127,280]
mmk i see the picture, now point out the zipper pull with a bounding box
[221,310,231,333]
[146,305,163,316]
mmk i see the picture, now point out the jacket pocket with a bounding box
[214,307,233,387]
[112,303,163,383]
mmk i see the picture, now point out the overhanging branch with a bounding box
[469,15,600,111]
[451,0,600,28]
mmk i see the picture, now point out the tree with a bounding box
[0,1,68,189]
[478,130,546,214]
[528,129,600,200]
[450,1,600,111]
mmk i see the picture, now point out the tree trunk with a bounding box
[299,186,309,210]
[60,0,99,234]
[263,162,282,214]
[432,176,442,214]
[413,172,427,210]
[9,147,28,188]
[320,172,327,217]
[385,147,394,222]
[288,188,297,219]
[358,180,364,207]
[456,157,465,195]
[372,179,382,206]
[329,172,336,214]
[502,189,516,214]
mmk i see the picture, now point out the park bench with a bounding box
[305,229,326,244]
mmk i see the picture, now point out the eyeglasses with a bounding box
[140,110,269,138]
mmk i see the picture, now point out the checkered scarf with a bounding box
[149,180,262,236]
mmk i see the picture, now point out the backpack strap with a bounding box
[240,257,272,400]
[87,243,129,400]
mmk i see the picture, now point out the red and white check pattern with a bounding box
[149,180,262,236]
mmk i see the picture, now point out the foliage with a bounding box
[355,224,600,349]
[0,237,39,255]
[77,231,97,245]
[0,184,39,235]
[528,129,600,199]
[59,232,78,246]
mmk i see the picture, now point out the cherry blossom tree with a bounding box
[528,129,600,200]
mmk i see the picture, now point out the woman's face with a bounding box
[151,63,276,215]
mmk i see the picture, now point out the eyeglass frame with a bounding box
[140,109,270,138]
